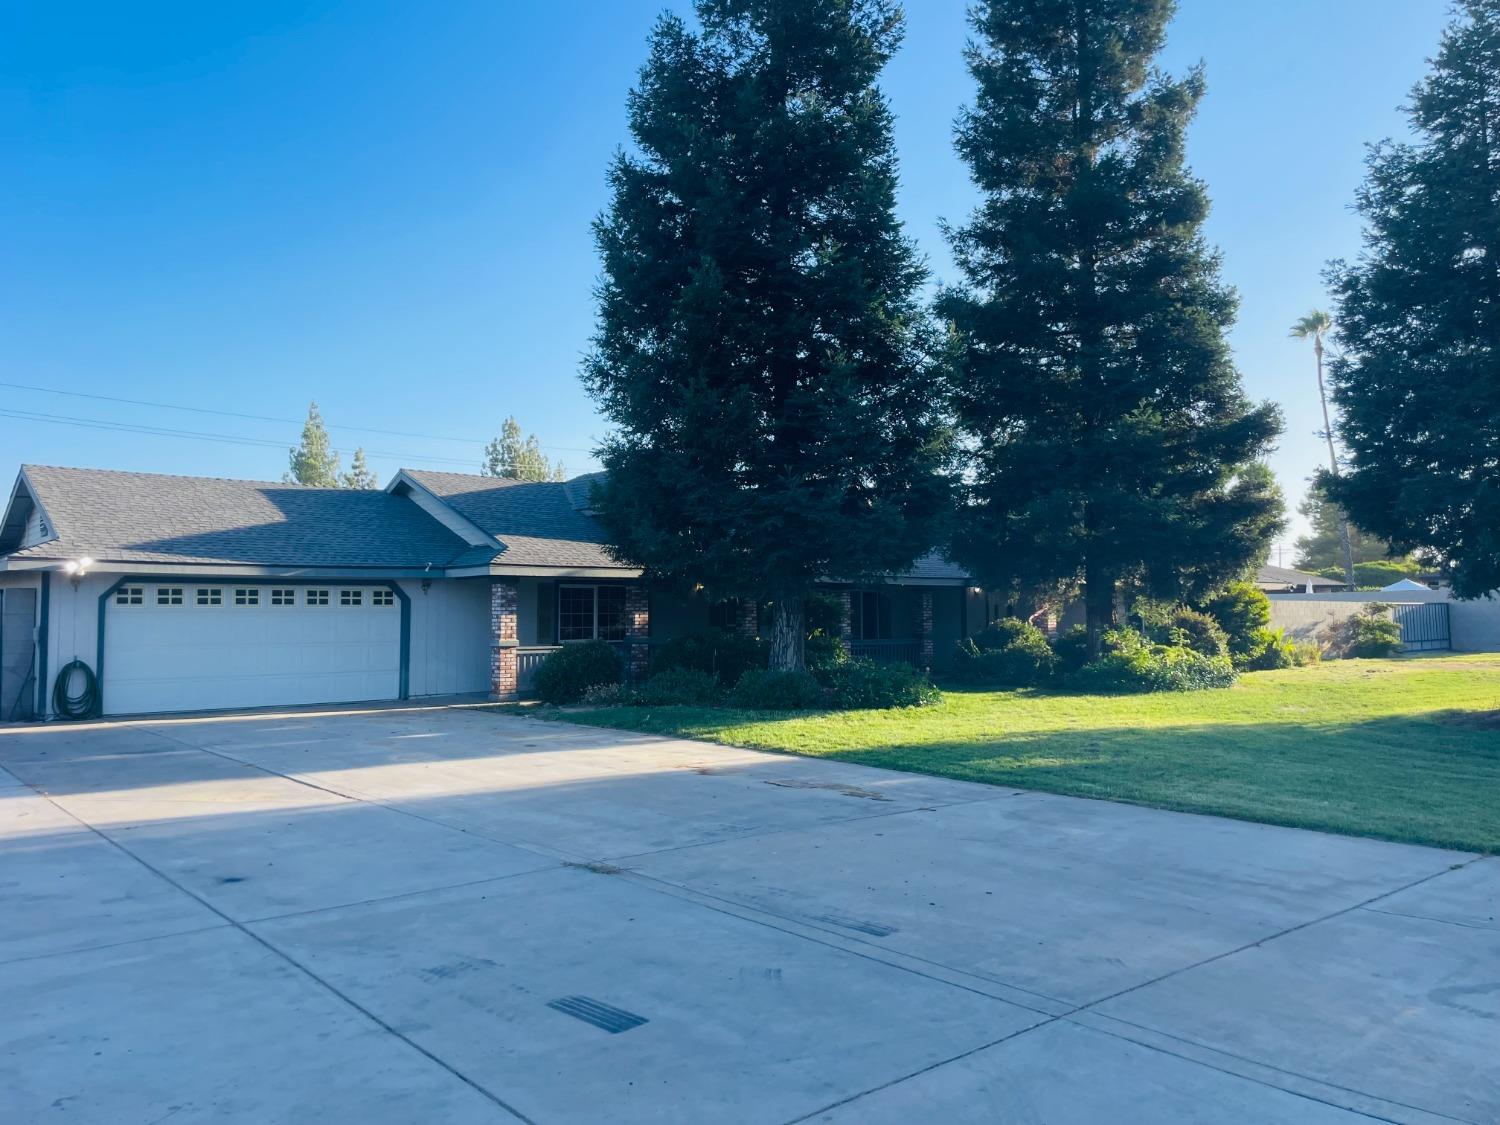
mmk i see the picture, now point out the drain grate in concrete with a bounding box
[546,996,648,1034]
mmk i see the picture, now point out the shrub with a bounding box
[1168,608,1229,659]
[649,628,767,684]
[1199,581,1272,661]
[580,681,633,706]
[534,640,623,705]
[819,659,940,709]
[636,667,719,706]
[728,668,826,711]
[1050,625,1090,674]
[1243,627,1321,671]
[1316,560,1425,589]
[954,617,1057,686]
[1067,628,1236,693]
[804,632,850,671]
[1322,604,1405,659]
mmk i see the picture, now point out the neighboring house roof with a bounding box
[901,551,971,584]
[1382,578,1432,592]
[4,465,472,569]
[401,469,629,570]
[1256,563,1336,590]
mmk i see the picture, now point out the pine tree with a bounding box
[941,0,1283,656]
[340,447,378,490]
[1323,0,1500,598]
[481,416,566,481]
[284,402,341,487]
[585,0,950,670]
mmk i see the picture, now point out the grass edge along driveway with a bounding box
[527,653,1500,854]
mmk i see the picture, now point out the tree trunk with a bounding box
[1314,334,1358,588]
[768,596,806,671]
[1084,562,1115,661]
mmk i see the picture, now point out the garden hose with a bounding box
[52,659,101,721]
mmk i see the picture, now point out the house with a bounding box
[0,465,988,719]
[1255,563,1346,594]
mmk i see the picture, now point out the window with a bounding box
[196,588,223,606]
[340,588,363,607]
[115,586,144,606]
[372,588,395,607]
[234,588,260,607]
[851,590,894,641]
[156,587,184,606]
[306,589,329,606]
[271,588,296,606]
[558,584,629,642]
[709,597,744,632]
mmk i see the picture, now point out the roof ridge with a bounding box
[21,464,340,490]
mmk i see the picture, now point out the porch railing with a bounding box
[517,646,562,694]
[849,638,923,666]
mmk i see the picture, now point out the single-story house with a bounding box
[1255,563,1347,594]
[0,465,989,719]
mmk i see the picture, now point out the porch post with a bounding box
[489,579,519,700]
[736,598,758,639]
[625,584,650,683]
[919,590,934,671]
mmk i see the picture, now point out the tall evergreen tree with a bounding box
[585,0,950,669]
[284,402,341,487]
[1294,482,1400,573]
[340,447,378,490]
[941,0,1282,655]
[1323,0,1500,598]
[481,416,566,481]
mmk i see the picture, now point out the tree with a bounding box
[340,447,378,490]
[1293,481,1400,573]
[481,416,566,481]
[284,402,341,487]
[1290,310,1355,587]
[941,0,1283,657]
[1323,0,1500,598]
[585,0,950,670]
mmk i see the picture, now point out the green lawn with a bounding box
[538,653,1500,853]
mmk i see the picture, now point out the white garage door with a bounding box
[102,583,402,716]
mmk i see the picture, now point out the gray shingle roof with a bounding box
[402,469,629,570]
[1256,563,1333,589]
[9,465,472,569]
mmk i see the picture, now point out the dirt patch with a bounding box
[764,778,891,802]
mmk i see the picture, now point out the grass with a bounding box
[536,653,1500,853]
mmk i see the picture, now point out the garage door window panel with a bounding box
[306,589,330,607]
[271,589,295,606]
[196,588,223,607]
[115,586,144,606]
[156,587,184,606]
[234,589,260,607]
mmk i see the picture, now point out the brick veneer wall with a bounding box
[625,584,650,682]
[737,598,758,638]
[838,590,853,647]
[490,579,519,699]
[919,590,934,670]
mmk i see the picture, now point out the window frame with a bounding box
[196,588,224,607]
[372,588,395,607]
[305,588,330,607]
[156,587,185,607]
[557,583,628,643]
[234,588,260,607]
[852,590,895,641]
[339,588,364,608]
[115,586,144,606]
[270,588,296,606]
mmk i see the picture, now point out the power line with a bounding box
[0,407,491,469]
[0,379,596,455]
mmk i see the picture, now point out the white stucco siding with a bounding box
[403,577,491,697]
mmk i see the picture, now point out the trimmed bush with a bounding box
[1244,627,1321,670]
[819,659,940,709]
[728,668,826,711]
[649,628,766,684]
[1067,628,1236,693]
[534,640,623,705]
[1169,608,1229,658]
[954,617,1057,686]
[1050,625,1090,675]
[1199,581,1272,663]
[636,667,719,706]
[1322,604,1405,659]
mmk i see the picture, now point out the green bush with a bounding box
[649,628,766,684]
[1067,628,1237,693]
[728,668,827,711]
[1050,625,1090,674]
[1316,560,1425,589]
[1169,608,1230,658]
[818,659,940,709]
[804,632,850,671]
[954,617,1057,686]
[1322,604,1405,659]
[1244,627,1321,670]
[534,641,623,704]
[636,667,719,706]
[1199,581,1272,661]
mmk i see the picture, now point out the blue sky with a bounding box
[1,1,1452,554]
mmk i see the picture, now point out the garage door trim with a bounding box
[96,575,411,715]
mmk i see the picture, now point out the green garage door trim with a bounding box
[96,576,411,715]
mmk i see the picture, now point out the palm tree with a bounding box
[1291,311,1355,588]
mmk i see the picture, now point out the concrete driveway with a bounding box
[1,705,1495,1124]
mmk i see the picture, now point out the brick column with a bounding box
[838,590,853,649]
[919,590,934,671]
[736,598,758,639]
[625,584,650,683]
[489,579,519,700]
